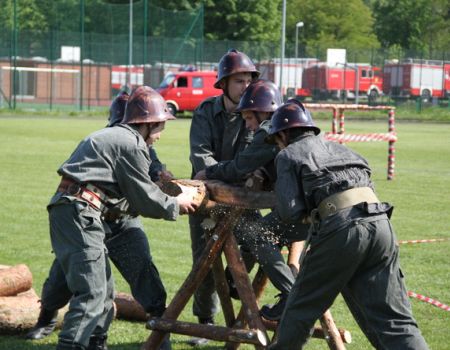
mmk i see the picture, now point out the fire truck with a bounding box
[299,62,384,102]
[111,65,144,94]
[383,59,450,101]
[257,59,318,98]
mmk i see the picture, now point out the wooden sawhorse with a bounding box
[143,180,351,349]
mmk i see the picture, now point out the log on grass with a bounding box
[114,292,148,322]
[0,264,33,296]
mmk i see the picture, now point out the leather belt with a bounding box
[57,176,108,211]
[316,187,379,219]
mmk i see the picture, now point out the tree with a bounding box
[371,0,449,54]
[286,0,379,57]
[152,0,282,41]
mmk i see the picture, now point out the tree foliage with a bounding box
[286,0,379,55]
[371,0,449,53]
[0,0,448,57]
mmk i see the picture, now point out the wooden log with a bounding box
[143,206,244,350]
[261,319,352,344]
[0,288,66,334]
[319,310,347,349]
[226,267,269,350]
[0,264,33,296]
[204,180,276,209]
[114,292,148,322]
[211,255,236,327]
[222,233,269,349]
[157,179,211,212]
[147,318,267,346]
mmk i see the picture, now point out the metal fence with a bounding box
[0,0,448,111]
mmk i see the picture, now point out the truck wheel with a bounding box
[369,89,379,104]
[167,103,177,116]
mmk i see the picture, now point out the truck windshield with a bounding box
[159,74,176,88]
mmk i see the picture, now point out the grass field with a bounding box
[0,115,449,350]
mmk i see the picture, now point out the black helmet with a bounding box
[214,49,260,89]
[236,79,282,113]
[267,99,320,142]
[108,91,129,127]
[122,86,175,125]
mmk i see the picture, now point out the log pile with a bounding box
[0,264,151,334]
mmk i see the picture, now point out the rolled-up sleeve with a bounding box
[274,151,307,223]
[115,148,179,221]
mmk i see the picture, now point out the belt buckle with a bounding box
[325,202,337,215]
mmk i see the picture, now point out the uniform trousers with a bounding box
[270,206,429,350]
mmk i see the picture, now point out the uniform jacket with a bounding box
[189,95,253,176]
[274,134,373,224]
[55,124,179,221]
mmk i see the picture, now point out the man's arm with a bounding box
[274,151,308,223]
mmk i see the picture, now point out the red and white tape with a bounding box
[408,291,450,312]
[398,238,450,245]
[324,132,397,143]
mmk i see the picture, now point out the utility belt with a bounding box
[57,176,109,212]
[314,187,380,220]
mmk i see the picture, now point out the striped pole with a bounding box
[332,107,338,134]
[387,108,396,180]
[408,291,450,312]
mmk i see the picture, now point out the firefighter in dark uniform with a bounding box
[46,86,198,350]
[26,91,174,350]
[266,99,429,350]
[195,79,309,320]
[188,49,259,346]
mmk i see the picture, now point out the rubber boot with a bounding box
[260,293,288,321]
[25,308,58,340]
[87,334,108,350]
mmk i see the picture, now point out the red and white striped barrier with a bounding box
[398,238,450,245]
[408,291,450,312]
[324,132,397,143]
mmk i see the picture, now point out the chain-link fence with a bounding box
[0,0,448,111]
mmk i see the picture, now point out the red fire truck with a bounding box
[111,65,144,94]
[383,59,450,101]
[299,63,384,102]
[156,70,221,114]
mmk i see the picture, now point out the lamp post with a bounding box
[294,21,304,95]
[279,0,286,97]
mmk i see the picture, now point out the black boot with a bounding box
[186,317,214,346]
[260,293,288,321]
[25,308,58,340]
[87,334,108,350]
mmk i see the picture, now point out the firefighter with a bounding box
[46,86,198,350]
[188,49,260,346]
[194,79,310,320]
[25,91,174,350]
[266,99,429,350]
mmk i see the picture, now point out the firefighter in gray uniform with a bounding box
[26,91,174,350]
[188,49,259,346]
[195,79,309,320]
[266,99,429,350]
[47,86,197,350]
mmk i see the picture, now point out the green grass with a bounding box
[0,116,449,349]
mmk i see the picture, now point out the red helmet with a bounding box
[108,91,129,127]
[236,79,282,113]
[267,99,320,140]
[122,86,175,124]
[214,49,260,89]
